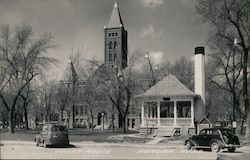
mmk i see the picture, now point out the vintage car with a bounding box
[185,128,241,152]
[34,122,69,147]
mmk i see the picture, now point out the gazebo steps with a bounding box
[154,127,176,137]
[139,127,158,135]
[139,128,148,135]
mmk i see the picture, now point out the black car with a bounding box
[185,128,241,152]
[34,122,69,147]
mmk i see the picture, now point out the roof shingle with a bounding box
[138,74,198,98]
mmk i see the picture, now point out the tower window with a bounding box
[114,41,117,49]
[109,41,112,50]
[114,53,117,61]
[112,33,115,36]
[115,33,118,36]
[109,33,111,37]
[109,54,112,62]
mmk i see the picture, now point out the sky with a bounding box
[0,0,210,79]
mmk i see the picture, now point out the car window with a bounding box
[59,126,67,131]
[206,130,212,135]
[212,130,219,135]
[42,125,49,132]
[51,125,67,132]
[51,125,58,131]
[221,129,233,135]
[199,130,206,135]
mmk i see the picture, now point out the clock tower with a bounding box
[104,1,127,70]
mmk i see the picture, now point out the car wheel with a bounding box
[228,148,235,152]
[210,142,220,152]
[43,140,47,148]
[185,141,192,150]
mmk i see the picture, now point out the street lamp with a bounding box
[102,112,105,131]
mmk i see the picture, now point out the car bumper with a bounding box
[224,144,241,148]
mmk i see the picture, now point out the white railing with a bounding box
[160,118,174,126]
[143,118,192,127]
[176,118,192,125]
[144,118,157,127]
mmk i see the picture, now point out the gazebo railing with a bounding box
[160,118,174,126]
[176,118,192,125]
[143,118,192,127]
[144,118,158,126]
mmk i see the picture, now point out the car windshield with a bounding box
[51,124,67,132]
[220,129,233,135]
[42,124,49,131]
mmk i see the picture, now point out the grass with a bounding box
[0,128,152,143]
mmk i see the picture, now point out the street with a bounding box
[0,143,221,159]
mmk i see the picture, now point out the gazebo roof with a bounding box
[137,74,198,98]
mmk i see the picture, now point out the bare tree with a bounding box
[56,82,71,122]
[80,61,105,133]
[100,51,143,133]
[19,83,33,130]
[207,34,244,131]
[169,56,194,91]
[196,0,250,137]
[40,78,58,122]
[0,24,56,133]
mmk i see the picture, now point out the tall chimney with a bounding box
[194,47,205,105]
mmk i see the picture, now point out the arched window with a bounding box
[114,53,117,61]
[113,41,117,49]
[109,41,112,50]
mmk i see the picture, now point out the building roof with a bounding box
[138,74,198,98]
[107,2,124,28]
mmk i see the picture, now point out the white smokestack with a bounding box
[194,47,205,105]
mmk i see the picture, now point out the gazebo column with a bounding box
[157,100,160,127]
[191,98,194,126]
[141,101,144,126]
[174,100,177,126]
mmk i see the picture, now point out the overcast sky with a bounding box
[0,0,210,79]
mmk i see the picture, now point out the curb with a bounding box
[0,140,184,149]
[218,152,250,160]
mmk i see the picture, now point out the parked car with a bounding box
[185,128,241,152]
[34,122,69,147]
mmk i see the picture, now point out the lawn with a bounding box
[0,128,152,143]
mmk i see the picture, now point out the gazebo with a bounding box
[137,74,201,136]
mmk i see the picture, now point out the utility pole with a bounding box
[60,58,79,128]
[145,51,156,86]
[69,58,78,128]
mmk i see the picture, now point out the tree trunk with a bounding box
[122,116,127,134]
[8,110,15,134]
[246,108,250,137]
[91,115,94,133]
[22,100,29,130]
[111,113,114,132]
[24,109,29,130]
[243,50,249,138]
[240,117,245,135]
[61,110,64,122]
[111,105,115,132]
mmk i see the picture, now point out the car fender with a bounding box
[34,135,40,142]
[185,139,198,146]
